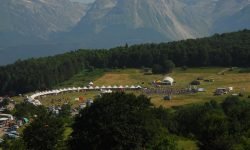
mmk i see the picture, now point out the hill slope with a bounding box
[0,30,249,95]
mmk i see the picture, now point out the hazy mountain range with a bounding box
[0,0,249,65]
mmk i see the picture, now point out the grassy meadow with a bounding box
[94,67,250,107]
[13,67,250,108]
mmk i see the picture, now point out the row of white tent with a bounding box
[30,85,142,100]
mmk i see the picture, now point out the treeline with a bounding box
[3,93,250,150]
[0,29,250,95]
[168,96,250,150]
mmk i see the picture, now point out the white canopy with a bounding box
[163,76,174,85]
[130,85,136,89]
[0,118,9,121]
[136,85,142,89]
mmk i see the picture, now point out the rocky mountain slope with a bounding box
[0,0,249,65]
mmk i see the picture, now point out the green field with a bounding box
[13,67,250,108]
[10,67,250,150]
[93,67,250,107]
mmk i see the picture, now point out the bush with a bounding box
[182,66,188,71]
[152,60,175,74]
[190,80,201,85]
[152,64,164,74]
[239,93,244,97]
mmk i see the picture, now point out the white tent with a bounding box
[95,86,100,89]
[89,86,94,90]
[163,76,174,85]
[113,85,118,89]
[101,85,106,89]
[119,85,124,89]
[125,85,129,88]
[89,82,94,85]
[83,87,88,90]
[136,85,142,89]
[130,85,136,89]
[107,85,112,89]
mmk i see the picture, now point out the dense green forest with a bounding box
[0,29,249,95]
[3,93,250,150]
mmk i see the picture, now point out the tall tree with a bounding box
[69,92,177,150]
[23,114,64,150]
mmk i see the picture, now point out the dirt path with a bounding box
[217,68,230,75]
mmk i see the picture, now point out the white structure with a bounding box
[0,114,14,120]
[101,89,112,94]
[136,85,142,89]
[228,87,233,91]
[28,84,144,107]
[163,76,174,85]
[130,85,136,89]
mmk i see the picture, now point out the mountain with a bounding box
[0,0,88,40]
[0,0,89,64]
[0,0,249,65]
[69,0,249,48]
[68,0,209,47]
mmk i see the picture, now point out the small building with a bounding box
[197,88,206,92]
[215,88,228,95]
[162,76,174,86]
[228,87,233,91]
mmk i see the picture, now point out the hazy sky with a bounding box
[71,0,95,3]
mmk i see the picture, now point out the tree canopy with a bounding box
[23,114,64,150]
[69,92,177,150]
[0,30,250,95]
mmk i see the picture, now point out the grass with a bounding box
[94,67,250,107]
[56,69,105,88]
[37,91,98,108]
[12,67,250,108]
[63,127,73,141]
[177,139,198,150]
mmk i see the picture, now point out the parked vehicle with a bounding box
[5,133,20,139]
[9,130,19,135]
[0,138,4,143]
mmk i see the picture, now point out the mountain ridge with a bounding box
[0,0,249,65]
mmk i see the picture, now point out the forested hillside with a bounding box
[0,30,249,95]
